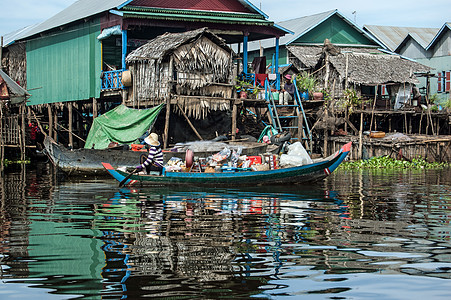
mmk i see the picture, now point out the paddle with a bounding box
[119,168,139,187]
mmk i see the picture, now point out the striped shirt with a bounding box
[140,144,163,168]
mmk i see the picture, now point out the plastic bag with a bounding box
[287,142,313,163]
[212,147,231,162]
[279,142,313,167]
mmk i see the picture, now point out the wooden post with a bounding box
[404,112,407,134]
[232,100,238,141]
[54,106,58,142]
[297,108,303,143]
[93,97,97,120]
[324,52,330,90]
[68,102,73,148]
[21,105,26,161]
[419,110,423,134]
[164,56,174,149]
[164,100,171,149]
[323,107,328,157]
[358,111,364,159]
[369,85,378,133]
[48,104,53,139]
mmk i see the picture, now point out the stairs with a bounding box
[264,79,312,150]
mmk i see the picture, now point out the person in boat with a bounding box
[136,133,163,175]
[279,74,295,105]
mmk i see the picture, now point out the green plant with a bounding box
[342,88,363,114]
[428,93,439,104]
[339,156,450,170]
[296,72,318,94]
[444,98,451,109]
[234,78,258,95]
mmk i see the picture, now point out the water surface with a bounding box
[1,164,450,299]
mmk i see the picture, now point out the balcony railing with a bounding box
[101,69,124,90]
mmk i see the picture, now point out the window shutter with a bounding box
[438,72,442,92]
[381,85,386,95]
[446,71,451,92]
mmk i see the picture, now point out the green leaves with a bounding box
[339,156,450,170]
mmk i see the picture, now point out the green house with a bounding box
[3,0,289,106]
[247,9,381,70]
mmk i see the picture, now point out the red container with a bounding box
[247,156,262,165]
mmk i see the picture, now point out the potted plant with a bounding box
[235,78,258,99]
[296,72,318,100]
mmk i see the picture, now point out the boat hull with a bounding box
[44,136,269,176]
[44,136,144,175]
[102,142,351,187]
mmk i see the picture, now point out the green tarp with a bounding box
[85,104,164,149]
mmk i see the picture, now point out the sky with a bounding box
[1,0,450,39]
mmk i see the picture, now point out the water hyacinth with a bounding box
[339,156,450,170]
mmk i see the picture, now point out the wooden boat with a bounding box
[43,136,145,175]
[43,136,269,176]
[102,142,351,187]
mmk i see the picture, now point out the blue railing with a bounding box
[101,69,124,90]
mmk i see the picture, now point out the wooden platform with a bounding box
[327,134,451,162]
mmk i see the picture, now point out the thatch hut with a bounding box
[126,28,235,120]
[287,44,431,102]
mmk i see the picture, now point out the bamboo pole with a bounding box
[68,102,73,148]
[93,97,97,120]
[48,104,53,139]
[232,100,237,141]
[21,105,26,161]
[163,101,170,149]
[369,85,378,133]
[53,106,58,142]
[358,111,364,159]
[164,57,174,149]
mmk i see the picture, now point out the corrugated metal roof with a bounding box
[131,0,250,14]
[248,10,335,51]
[364,25,439,52]
[6,0,273,44]
[18,0,126,41]
[0,69,29,97]
[426,22,451,50]
[2,24,40,47]
[248,10,380,51]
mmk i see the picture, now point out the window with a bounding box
[438,71,451,93]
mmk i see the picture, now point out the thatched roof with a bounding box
[287,45,431,85]
[329,52,431,85]
[126,28,232,62]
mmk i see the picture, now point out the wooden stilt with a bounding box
[232,100,238,141]
[369,85,378,133]
[53,106,58,142]
[68,102,73,148]
[93,97,97,120]
[358,111,364,159]
[163,100,171,149]
[21,105,26,161]
[48,104,53,139]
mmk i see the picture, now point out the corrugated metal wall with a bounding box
[26,19,101,105]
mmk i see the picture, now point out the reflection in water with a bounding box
[0,164,450,299]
